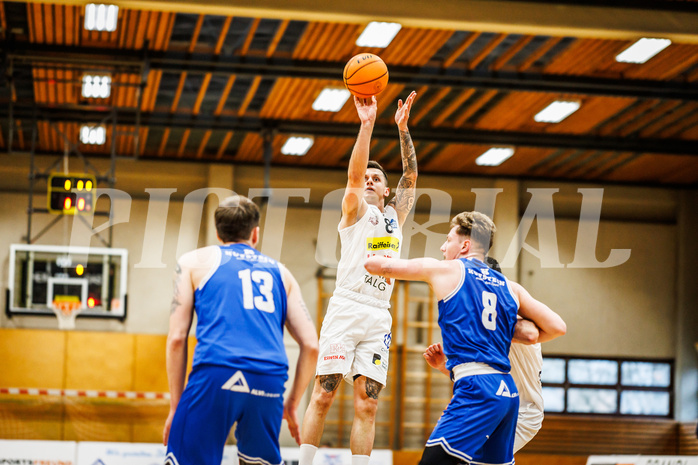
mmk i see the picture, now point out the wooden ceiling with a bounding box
[2,0,698,185]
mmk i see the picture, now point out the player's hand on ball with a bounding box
[354,95,377,125]
[395,91,417,131]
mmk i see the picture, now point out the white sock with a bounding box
[352,455,371,465]
[299,444,318,465]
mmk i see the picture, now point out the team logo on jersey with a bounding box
[383,332,392,349]
[372,353,382,366]
[384,218,397,233]
[366,236,400,251]
[330,343,346,354]
[369,214,379,226]
[496,380,518,398]
[221,371,250,393]
[467,267,505,286]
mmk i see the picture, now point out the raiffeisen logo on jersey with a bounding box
[467,267,505,286]
[366,236,399,251]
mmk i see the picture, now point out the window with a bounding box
[541,356,673,417]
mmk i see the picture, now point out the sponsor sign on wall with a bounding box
[2,441,392,465]
[76,443,238,465]
[0,439,76,465]
[280,447,392,465]
[587,456,698,465]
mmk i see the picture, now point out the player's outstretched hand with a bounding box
[163,410,175,446]
[395,90,417,131]
[283,401,301,445]
[354,95,377,126]
[423,343,447,371]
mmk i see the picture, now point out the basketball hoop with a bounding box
[51,299,84,330]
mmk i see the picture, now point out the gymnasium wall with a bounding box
[0,328,190,442]
[0,155,688,351]
[1,154,696,431]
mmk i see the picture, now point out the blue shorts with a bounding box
[165,364,286,465]
[426,373,519,465]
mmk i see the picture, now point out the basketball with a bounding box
[343,53,389,98]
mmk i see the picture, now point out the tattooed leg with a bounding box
[319,373,342,393]
[365,377,384,400]
[301,374,343,446]
[351,376,381,455]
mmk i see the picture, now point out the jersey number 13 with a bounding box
[238,269,275,313]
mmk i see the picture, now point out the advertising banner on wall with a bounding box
[587,456,698,465]
[76,443,238,465]
[1,441,393,465]
[0,439,76,464]
[280,447,392,465]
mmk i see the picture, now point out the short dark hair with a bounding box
[215,195,260,243]
[450,211,496,251]
[486,256,502,272]
[367,160,388,185]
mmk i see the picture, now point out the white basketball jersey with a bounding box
[335,204,402,302]
[509,343,544,411]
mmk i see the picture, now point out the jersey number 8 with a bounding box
[238,269,275,313]
[481,291,497,331]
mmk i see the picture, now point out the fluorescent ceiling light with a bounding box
[616,38,671,64]
[356,22,402,48]
[534,100,581,123]
[281,136,314,156]
[84,4,119,32]
[82,74,111,99]
[312,88,351,112]
[475,147,514,166]
[80,125,106,145]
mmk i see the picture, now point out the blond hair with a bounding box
[450,211,496,251]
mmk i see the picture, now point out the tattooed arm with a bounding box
[388,91,418,227]
[163,259,195,445]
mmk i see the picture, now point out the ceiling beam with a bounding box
[24,0,698,44]
[4,105,698,156]
[8,44,698,101]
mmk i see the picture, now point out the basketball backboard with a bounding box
[7,244,128,320]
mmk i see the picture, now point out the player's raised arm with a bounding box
[341,96,377,228]
[281,265,319,445]
[164,258,195,446]
[388,91,418,227]
[510,281,567,343]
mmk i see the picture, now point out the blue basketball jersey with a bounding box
[192,243,288,377]
[438,257,519,373]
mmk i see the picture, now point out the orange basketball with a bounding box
[343,53,389,98]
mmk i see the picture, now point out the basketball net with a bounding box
[51,299,85,330]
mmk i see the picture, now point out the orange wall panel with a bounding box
[65,332,135,391]
[0,329,66,389]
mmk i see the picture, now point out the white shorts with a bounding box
[514,402,544,453]
[316,292,392,386]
